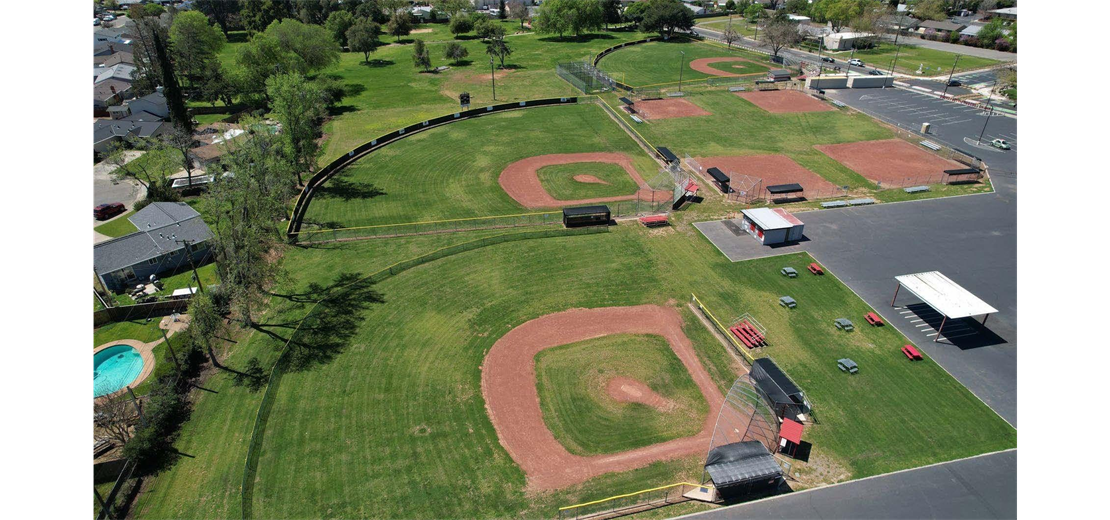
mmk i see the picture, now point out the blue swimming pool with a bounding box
[93,345,144,397]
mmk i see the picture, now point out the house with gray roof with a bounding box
[917,19,967,35]
[94,119,167,155]
[94,202,215,292]
[109,90,170,121]
[96,64,136,85]
[94,79,134,110]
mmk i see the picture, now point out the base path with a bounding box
[815,139,967,185]
[481,305,724,491]
[735,90,835,113]
[689,57,768,77]
[634,98,711,120]
[499,153,670,209]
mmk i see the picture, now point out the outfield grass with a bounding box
[304,103,658,228]
[94,210,138,238]
[840,42,999,76]
[597,39,771,87]
[536,334,708,456]
[536,162,641,200]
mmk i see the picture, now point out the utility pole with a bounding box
[976,80,998,145]
[845,47,855,77]
[678,51,686,92]
[175,239,204,294]
[160,328,182,374]
[888,13,906,77]
[490,58,496,101]
[941,54,960,98]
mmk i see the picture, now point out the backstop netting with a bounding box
[556,61,615,94]
[686,153,762,203]
[702,375,785,494]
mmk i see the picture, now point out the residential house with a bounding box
[988,7,1017,21]
[94,202,215,293]
[189,123,247,170]
[94,40,133,58]
[94,119,167,155]
[96,51,135,69]
[96,63,137,85]
[917,19,967,38]
[109,90,170,121]
[94,79,134,110]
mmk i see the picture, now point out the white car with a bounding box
[104,14,116,21]
[848,58,863,67]
[991,138,1010,150]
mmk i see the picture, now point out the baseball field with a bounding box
[596,39,772,87]
[128,25,1012,520]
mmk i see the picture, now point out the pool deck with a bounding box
[94,339,157,398]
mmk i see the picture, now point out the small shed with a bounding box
[562,205,611,228]
[739,208,804,245]
[751,358,809,421]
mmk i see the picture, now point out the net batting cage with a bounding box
[750,358,812,422]
[703,375,785,499]
[556,62,616,94]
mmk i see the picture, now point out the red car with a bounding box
[94,202,126,221]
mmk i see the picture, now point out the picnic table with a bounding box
[901,345,924,361]
[834,318,854,331]
[781,267,798,278]
[865,312,884,326]
[838,358,859,374]
[807,263,824,275]
[779,296,797,309]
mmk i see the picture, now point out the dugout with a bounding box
[943,167,982,184]
[657,147,680,165]
[704,441,784,499]
[768,69,792,82]
[739,208,804,246]
[707,167,731,193]
[765,183,804,204]
[562,205,611,228]
[751,358,810,421]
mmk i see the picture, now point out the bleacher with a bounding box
[729,86,746,92]
[630,115,644,123]
[831,100,846,108]
[903,185,930,193]
[820,200,849,208]
[848,198,876,206]
[919,140,942,151]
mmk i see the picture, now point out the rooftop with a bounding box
[742,208,795,230]
[94,203,213,275]
[894,271,999,319]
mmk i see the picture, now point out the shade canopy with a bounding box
[894,271,998,319]
[780,418,804,445]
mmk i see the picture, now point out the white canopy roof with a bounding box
[742,208,793,230]
[895,271,998,319]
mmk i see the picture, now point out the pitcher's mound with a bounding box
[573,174,611,185]
[635,98,711,120]
[736,90,835,113]
[606,376,675,411]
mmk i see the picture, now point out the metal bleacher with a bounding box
[820,200,849,208]
[919,140,942,151]
[903,185,930,193]
[831,100,846,108]
[729,86,746,92]
[848,198,876,206]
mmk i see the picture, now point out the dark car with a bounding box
[94,202,126,221]
[946,79,962,86]
[821,56,835,63]
[868,70,883,76]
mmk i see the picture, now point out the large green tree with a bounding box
[169,11,227,89]
[640,0,695,38]
[194,0,242,36]
[347,19,383,63]
[386,11,414,40]
[240,0,295,34]
[325,9,357,47]
[263,18,342,71]
[412,38,432,71]
[534,0,603,39]
[266,73,327,186]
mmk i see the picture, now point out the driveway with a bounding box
[94,152,145,216]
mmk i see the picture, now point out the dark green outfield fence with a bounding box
[241,225,608,519]
[286,97,579,241]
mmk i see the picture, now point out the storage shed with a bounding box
[739,208,804,245]
[562,205,611,228]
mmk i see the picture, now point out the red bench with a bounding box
[729,321,766,348]
[901,345,923,361]
[807,263,824,275]
[865,312,884,326]
[639,214,669,227]
[740,322,765,345]
[730,326,756,348]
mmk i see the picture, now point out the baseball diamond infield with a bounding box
[499,153,670,208]
[481,305,724,490]
[735,90,836,113]
[633,98,712,120]
[814,139,967,184]
[689,57,769,77]
[695,154,839,196]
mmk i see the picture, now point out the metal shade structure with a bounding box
[892,271,999,342]
[703,375,784,498]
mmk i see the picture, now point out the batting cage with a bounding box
[556,62,616,94]
[702,375,785,499]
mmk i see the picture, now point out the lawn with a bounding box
[303,102,659,229]
[596,39,772,87]
[696,17,761,39]
[94,318,165,347]
[537,162,641,200]
[94,210,138,238]
[135,220,1015,519]
[536,333,709,456]
[841,42,1000,76]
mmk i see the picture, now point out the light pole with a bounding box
[678,51,686,92]
[941,54,960,98]
[845,47,855,78]
[888,13,905,77]
[490,58,496,101]
[976,80,998,145]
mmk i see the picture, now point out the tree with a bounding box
[509,0,529,29]
[412,38,432,71]
[725,0,737,12]
[266,73,327,186]
[433,0,471,18]
[912,0,948,21]
[601,0,623,28]
[499,0,508,19]
[236,33,307,99]
[325,9,357,47]
[809,0,866,33]
[849,3,887,47]
[240,0,294,34]
[138,16,192,132]
[169,11,227,89]
[194,0,242,36]
[143,2,166,17]
[486,29,513,68]
[387,11,413,41]
[165,126,200,186]
[444,41,469,64]
[95,394,137,447]
[761,16,801,56]
[744,3,763,22]
[473,14,495,39]
[623,1,649,25]
[449,15,474,38]
[347,19,382,63]
[263,18,342,71]
[106,138,181,202]
[723,23,740,48]
[641,0,695,38]
[785,0,809,13]
[357,0,390,23]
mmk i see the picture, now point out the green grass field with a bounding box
[838,42,999,76]
[94,318,164,347]
[303,103,658,229]
[536,162,641,200]
[597,39,772,87]
[536,333,709,456]
[94,210,138,237]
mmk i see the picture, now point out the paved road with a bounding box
[680,450,1017,520]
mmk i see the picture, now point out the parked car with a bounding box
[103,14,115,21]
[990,138,1010,150]
[946,79,962,87]
[848,58,863,66]
[868,70,883,76]
[821,56,835,63]
[94,18,101,26]
[94,202,126,221]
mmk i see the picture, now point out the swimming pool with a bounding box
[94,345,145,397]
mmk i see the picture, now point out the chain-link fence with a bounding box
[557,482,708,520]
[293,212,563,243]
[557,61,618,94]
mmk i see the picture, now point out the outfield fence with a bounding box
[293,211,563,243]
[241,225,609,519]
[287,97,580,240]
[557,482,711,520]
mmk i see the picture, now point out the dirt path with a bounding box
[498,153,669,209]
[689,57,769,77]
[481,305,724,491]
